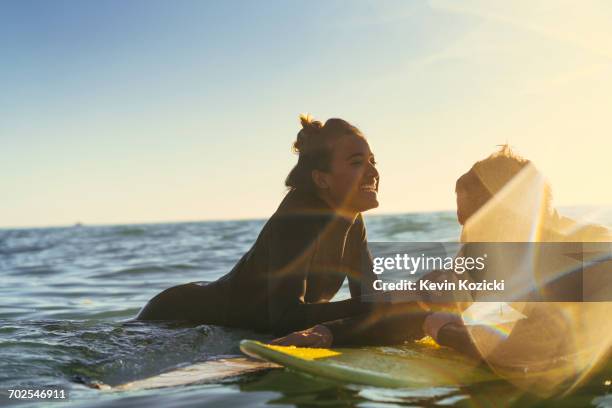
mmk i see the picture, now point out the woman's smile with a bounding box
[359,180,378,192]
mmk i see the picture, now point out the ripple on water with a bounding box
[93,263,198,279]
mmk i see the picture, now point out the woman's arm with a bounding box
[435,322,482,360]
[265,213,371,336]
[347,214,377,299]
[272,302,430,347]
[271,214,430,346]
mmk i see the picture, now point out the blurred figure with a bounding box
[426,145,611,397]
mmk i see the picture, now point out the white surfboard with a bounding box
[94,358,278,391]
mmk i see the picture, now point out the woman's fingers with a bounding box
[268,325,333,347]
[269,333,300,346]
[269,332,314,347]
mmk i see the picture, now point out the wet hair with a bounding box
[456,144,552,209]
[285,114,365,192]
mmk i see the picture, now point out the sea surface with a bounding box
[1,208,611,408]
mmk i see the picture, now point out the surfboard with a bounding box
[94,358,279,391]
[240,338,497,388]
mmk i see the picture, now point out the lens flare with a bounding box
[460,164,611,397]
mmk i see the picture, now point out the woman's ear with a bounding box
[311,170,329,189]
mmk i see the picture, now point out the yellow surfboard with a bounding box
[240,338,496,388]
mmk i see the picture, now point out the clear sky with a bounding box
[2,0,611,228]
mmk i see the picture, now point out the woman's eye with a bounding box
[350,161,363,166]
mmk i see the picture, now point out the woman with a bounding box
[137,114,381,340]
[424,146,611,345]
[422,146,611,395]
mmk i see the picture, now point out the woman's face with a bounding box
[456,188,471,225]
[316,134,379,213]
[456,186,489,225]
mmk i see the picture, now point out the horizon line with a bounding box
[0,208,456,231]
[1,204,610,231]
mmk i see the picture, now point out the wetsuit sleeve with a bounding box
[321,214,429,346]
[436,323,482,360]
[266,214,370,336]
[321,303,430,346]
[347,213,377,299]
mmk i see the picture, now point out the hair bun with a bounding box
[293,113,323,153]
[300,113,323,131]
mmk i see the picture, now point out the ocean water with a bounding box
[1,208,610,408]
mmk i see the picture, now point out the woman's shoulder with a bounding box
[568,223,611,242]
[267,190,333,235]
[555,213,611,242]
[275,189,328,212]
[543,210,610,242]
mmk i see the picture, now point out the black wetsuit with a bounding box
[137,189,424,343]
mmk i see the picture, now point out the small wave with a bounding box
[94,264,197,279]
[11,265,58,276]
[114,227,148,237]
[0,244,53,256]
[84,308,143,320]
[382,218,432,236]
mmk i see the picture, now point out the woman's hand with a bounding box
[269,324,333,348]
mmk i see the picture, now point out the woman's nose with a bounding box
[367,162,379,179]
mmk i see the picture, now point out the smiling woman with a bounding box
[136,114,385,342]
[285,116,380,216]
